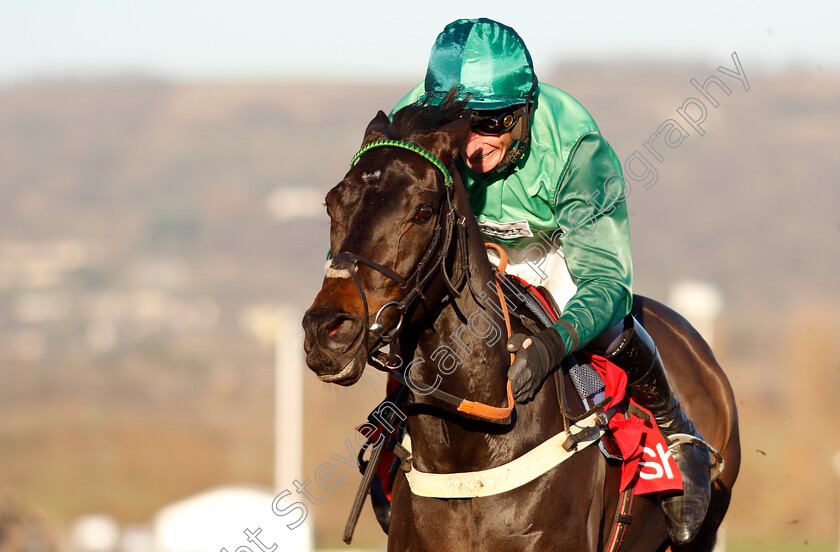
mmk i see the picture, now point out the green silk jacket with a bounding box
[393,82,633,355]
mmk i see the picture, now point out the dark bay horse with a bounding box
[302,96,740,551]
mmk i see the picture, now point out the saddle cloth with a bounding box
[578,354,683,495]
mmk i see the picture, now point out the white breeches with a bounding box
[485,243,577,311]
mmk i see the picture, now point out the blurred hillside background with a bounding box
[1,62,838,552]
[1,2,839,552]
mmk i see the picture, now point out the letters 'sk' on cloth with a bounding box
[588,354,683,495]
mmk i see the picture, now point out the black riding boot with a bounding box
[605,317,711,545]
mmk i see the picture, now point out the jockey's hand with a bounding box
[507,328,566,403]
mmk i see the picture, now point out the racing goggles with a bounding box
[470,108,522,136]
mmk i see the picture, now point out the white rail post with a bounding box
[274,306,313,551]
[833,451,840,552]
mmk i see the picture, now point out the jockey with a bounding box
[392,18,712,544]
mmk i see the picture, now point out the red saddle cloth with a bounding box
[588,354,683,496]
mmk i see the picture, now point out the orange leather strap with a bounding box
[453,243,516,421]
[457,380,515,420]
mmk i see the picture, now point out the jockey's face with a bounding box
[463,131,513,173]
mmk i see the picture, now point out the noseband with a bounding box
[328,140,471,368]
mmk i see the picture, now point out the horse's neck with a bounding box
[405,196,518,472]
[417,192,511,399]
[416,264,511,392]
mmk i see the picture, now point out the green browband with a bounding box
[350,140,453,187]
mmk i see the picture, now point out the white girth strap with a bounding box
[404,410,606,498]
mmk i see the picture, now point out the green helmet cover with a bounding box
[423,18,537,110]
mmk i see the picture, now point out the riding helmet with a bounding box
[423,18,538,169]
[423,18,537,110]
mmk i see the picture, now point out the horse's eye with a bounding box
[414,205,435,223]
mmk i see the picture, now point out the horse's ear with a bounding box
[361,110,391,146]
[420,113,471,167]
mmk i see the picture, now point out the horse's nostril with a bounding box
[326,317,347,339]
[320,314,361,350]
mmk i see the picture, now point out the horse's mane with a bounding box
[389,88,469,140]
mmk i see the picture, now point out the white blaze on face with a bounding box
[324,260,351,279]
[361,170,381,182]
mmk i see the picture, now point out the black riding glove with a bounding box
[507,328,566,403]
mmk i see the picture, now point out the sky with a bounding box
[0,1,837,84]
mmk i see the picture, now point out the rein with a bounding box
[334,139,514,422]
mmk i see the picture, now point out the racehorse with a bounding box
[302,92,740,551]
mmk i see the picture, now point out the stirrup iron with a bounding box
[666,433,725,483]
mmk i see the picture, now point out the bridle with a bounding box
[329,138,515,423]
[328,139,471,371]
